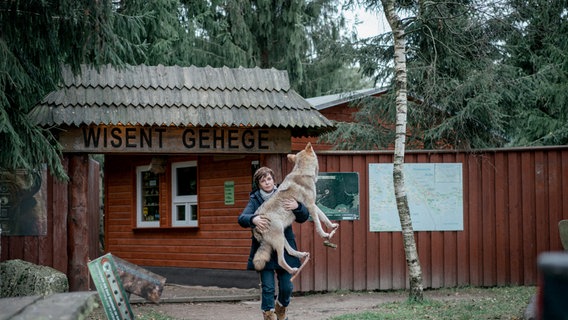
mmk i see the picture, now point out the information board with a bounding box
[316,172,359,221]
[369,163,463,232]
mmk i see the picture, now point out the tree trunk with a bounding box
[381,0,424,301]
[68,154,90,291]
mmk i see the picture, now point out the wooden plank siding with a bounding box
[291,147,568,292]
[103,154,260,271]
[0,157,99,277]
[2,146,568,293]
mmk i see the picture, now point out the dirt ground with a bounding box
[87,284,525,320]
[133,290,407,320]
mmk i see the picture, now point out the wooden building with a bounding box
[2,65,567,293]
[6,64,333,291]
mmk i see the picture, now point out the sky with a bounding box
[343,5,391,39]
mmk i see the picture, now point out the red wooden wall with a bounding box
[0,157,100,278]
[289,147,568,292]
[103,154,260,270]
[2,146,567,293]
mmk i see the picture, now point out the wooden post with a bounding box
[68,154,89,291]
[52,157,69,274]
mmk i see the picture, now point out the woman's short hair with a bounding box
[253,167,275,186]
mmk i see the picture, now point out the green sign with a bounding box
[88,253,134,320]
[224,181,235,205]
[316,172,360,221]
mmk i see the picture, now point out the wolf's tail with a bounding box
[253,242,272,271]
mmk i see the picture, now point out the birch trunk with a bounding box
[381,0,424,301]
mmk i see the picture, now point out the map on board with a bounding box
[369,163,463,232]
[315,172,359,221]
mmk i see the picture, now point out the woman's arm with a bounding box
[237,197,260,228]
[292,201,310,223]
[282,198,310,223]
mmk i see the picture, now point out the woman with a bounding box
[238,166,309,320]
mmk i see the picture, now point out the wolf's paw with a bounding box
[323,240,338,248]
[290,267,299,274]
[331,223,339,229]
[326,225,338,240]
[299,252,310,259]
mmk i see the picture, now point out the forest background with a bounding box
[1,0,567,178]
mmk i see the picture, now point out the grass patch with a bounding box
[135,310,175,320]
[330,286,535,320]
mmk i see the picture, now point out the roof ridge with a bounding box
[62,64,290,91]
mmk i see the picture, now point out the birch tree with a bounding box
[381,0,423,301]
[325,1,508,150]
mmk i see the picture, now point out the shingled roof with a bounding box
[29,64,334,137]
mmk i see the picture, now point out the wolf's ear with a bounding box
[287,154,296,163]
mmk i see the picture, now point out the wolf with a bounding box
[252,142,339,279]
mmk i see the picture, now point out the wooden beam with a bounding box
[67,154,89,291]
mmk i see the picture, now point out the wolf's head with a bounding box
[287,142,318,178]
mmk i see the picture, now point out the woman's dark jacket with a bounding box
[237,188,309,270]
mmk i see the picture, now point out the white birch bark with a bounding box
[381,0,424,301]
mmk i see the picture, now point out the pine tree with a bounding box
[500,0,568,146]
[1,0,369,178]
[328,0,568,150]
[0,0,146,178]
[326,0,509,150]
[174,0,367,97]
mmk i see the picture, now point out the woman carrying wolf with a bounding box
[238,166,309,320]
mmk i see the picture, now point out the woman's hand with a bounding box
[252,215,270,232]
[282,198,299,211]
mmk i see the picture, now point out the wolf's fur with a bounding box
[252,143,339,277]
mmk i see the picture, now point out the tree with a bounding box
[175,0,368,97]
[332,0,425,301]
[381,0,424,301]
[327,0,568,150]
[0,0,146,179]
[332,0,514,301]
[499,0,568,146]
[326,0,508,150]
[2,0,369,179]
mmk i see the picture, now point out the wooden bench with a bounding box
[0,291,97,320]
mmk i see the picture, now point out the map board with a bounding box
[369,163,463,232]
[316,172,359,221]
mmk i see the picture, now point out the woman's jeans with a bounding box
[259,269,293,311]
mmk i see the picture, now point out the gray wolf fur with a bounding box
[252,143,339,278]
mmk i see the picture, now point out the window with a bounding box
[136,167,160,228]
[171,161,198,227]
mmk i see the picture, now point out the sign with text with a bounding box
[88,254,134,320]
[58,126,291,154]
[224,181,235,205]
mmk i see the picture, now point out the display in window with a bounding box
[142,171,160,222]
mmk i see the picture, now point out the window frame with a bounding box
[136,166,160,228]
[171,161,198,227]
